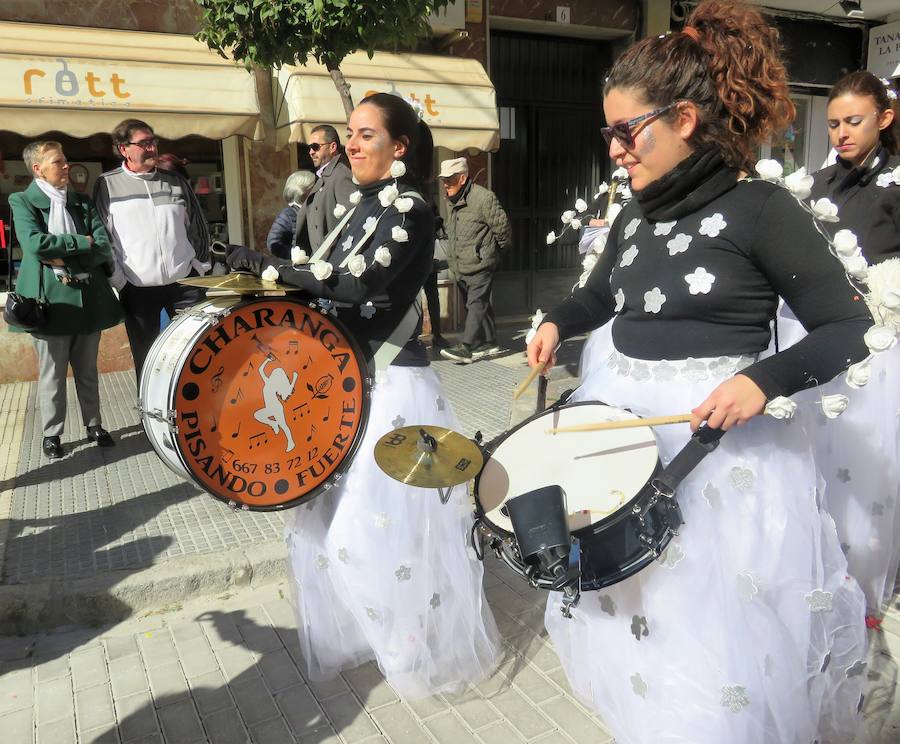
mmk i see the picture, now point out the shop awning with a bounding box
[0,21,263,140]
[274,51,499,152]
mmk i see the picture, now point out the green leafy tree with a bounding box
[195,0,450,117]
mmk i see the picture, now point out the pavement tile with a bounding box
[36,674,74,724]
[189,670,232,717]
[170,622,206,646]
[405,693,448,721]
[104,637,140,662]
[0,667,33,714]
[530,733,576,744]
[138,632,179,670]
[229,677,280,726]
[262,598,297,629]
[298,726,342,744]
[274,683,327,734]
[441,688,500,731]
[146,662,190,706]
[484,687,555,740]
[71,647,109,691]
[157,698,205,743]
[214,644,259,682]
[539,697,613,742]
[485,584,534,617]
[0,706,33,744]
[321,693,379,742]
[113,691,159,742]
[305,672,350,701]
[371,702,436,744]
[257,649,303,692]
[177,641,220,680]
[200,706,249,744]
[75,683,116,732]
[35,655,70,683]
[37,715,76,744]
[80,726,120,743]
[342,662,399,710]
[238,623,283,655]
[108,656,149,699]
[507,663,562,706]
[422,711,477,743]
[474,721,526,744]
[201,617,244,649]
[544,668,574,697]
[249,716,294,744]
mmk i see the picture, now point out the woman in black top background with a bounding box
[227,93,499,698]
[527,2,870,742]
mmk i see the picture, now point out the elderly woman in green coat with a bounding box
[9,141,122,459]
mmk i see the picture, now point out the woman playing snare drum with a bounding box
[528,2,871,741]
[226,93,500,698]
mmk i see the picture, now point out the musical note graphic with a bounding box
[291,402,309,421]
[306,424,318,443]
[231,421,242,439]
[230,389,244,405]
[211,366,224,392]
[322,406,331,423]
[287,340,299,355]
[301,354,313,371]
[249,432,268,449]
[241,361,254,378]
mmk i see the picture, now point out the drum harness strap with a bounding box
[310,191,427,374]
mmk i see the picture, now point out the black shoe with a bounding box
[472,341,501,360]
[440,343,473,363]
[42,436,64,459]
[86,425,115,447]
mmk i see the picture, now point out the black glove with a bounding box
[225,243,267,275]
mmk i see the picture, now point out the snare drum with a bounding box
[140,297,370,511]
[475,401,681,591]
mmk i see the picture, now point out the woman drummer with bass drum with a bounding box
[226,93,500,698]
[527,2,871,741]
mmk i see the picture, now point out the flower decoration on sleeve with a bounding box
[391,225,409,243]
[333,204,348,218]
[393,197,414,214]
[754,159,783,181]
[832,229,860,257]
[864,324,897,353]
[820,393,849,419]
[546,231,558,245]
[347,254,367,278]
[261,265,280,282]
[574,198,588,213]
[348,190,362,205]
[764,396,797,420]
[845,359,872,389]
[374,246,392,267]
[864,258,900,333]
[810,198,839,222]
[783,167,813,200]
[561,210,576,225]
[614,287,625,312]
[378,184,399,207]
[311,261,334,281]
[291,247,310,266]
[551,174,631,248]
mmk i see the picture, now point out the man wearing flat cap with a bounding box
[439,157,512,363]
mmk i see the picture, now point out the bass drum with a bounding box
[140,296,370,511]
[475,401,681,591]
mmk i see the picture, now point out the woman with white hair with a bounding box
[267,169,316,259]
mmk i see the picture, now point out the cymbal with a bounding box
[178,271,301,293]
[374,425,484,488]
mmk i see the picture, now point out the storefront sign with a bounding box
[868,20,900,80]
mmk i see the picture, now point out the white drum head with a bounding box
[477,402,659,534]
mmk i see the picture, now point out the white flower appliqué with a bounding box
[261,265,280,282]
[333,204,348,219]
[764,396,797,420]
[811,198,839,222]
[310,261,333,281]
[393,196,414,213]
[832,229,860,257]
[525,308,544,345]
[623,217,641,240]
[362,216,378,234]
[378,184,399,207]
[805,589,833,612]
[582,253,598,275]
[820,393,849,419]
[784,167,813,200]
[841,254,869,281]
[643,287,666,314]
[698,213,727,238]
[291,247,310,266]
[620,245,639,268]
[667,233,692,256]
[614,288,625,313]
[594,182,609,197]
[347,254,367,278]
[845,359,871,389]
[546,231,557,245]
[591,232,607,254]
[754,159,783,181]
[574,198,588,213]
[359,302,376,319]
[736,571,759,601]
[606,203,622,225]
[684,267,716,295]
[348,190,362,205]
[570,218,582,230]
[389,159,406,178]
[721,685,750,713]
[864,324,897,353]
[876,171,895,188]
[561,209,575,225]
[391,225,409,243]
[653,220,676,236]
[374,246,392,268]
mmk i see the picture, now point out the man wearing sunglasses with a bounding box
[93,118,209,387]
[292,124,355,256]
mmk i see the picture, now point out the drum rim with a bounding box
[473,399,662,537]
[160,296,373,512]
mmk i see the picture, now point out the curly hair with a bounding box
[604,0,795,172]
[827,71,899,156]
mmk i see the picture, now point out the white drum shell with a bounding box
[477,403,660,535]
[139,297,242,480]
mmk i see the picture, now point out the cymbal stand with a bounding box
[416,429,454,504]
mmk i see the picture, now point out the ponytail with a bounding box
[604,0,794,171]
[359,92,434,188]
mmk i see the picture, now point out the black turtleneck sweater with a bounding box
[810,145,900,264]
[256,177,435,367]
[545,149,871,399]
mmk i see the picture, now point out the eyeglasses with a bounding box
[127,137,159,151]
[601,102,681,149]
[308,142,332,152]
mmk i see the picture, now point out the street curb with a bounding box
[0,538,287,634]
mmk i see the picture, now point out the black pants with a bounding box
[457,269,495,348]
[423,269,441,338]
[120,280,206,387]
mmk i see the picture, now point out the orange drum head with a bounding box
[173,298,369,510]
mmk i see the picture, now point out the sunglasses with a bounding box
[309,142,332,152]
[127,137,159,151]
[601,102,681,149]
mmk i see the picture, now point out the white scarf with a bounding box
[34,178,77,236]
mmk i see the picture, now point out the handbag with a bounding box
[4,265,48,331]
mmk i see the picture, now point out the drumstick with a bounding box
[546,414,693,434]
[513,358,551,401]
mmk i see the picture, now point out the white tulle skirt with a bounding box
[285,365,500,699]
[546,321,867,744]
[770,304,900,613]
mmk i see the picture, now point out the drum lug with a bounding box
[141,407,177,427]
[226,499,250,512]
